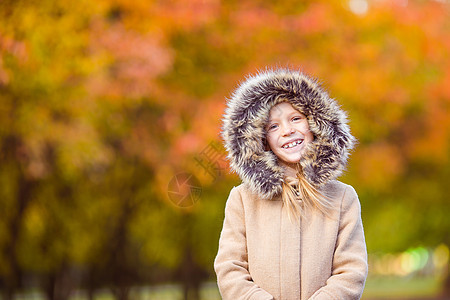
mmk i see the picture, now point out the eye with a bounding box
[292,116,303,122]
[267,123,278,131]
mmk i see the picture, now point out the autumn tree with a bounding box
[1,0,449,299]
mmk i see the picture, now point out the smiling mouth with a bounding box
[282,139,303,149]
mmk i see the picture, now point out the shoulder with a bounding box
[322,180,360,211]
[224,183,250,209]
[229,183,264,201]
[225,183,276,211]
[222,184,261,223]
[322,180,354,193]
[227,183,246,200]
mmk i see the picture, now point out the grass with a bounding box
[362,276,443,299]
[4,276,443,300]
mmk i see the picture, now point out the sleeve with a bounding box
[309,185,369,300]
[214,187,274,300]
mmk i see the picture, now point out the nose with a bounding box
[281,124,295,136]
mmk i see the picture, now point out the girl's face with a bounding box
[265,102,313,165]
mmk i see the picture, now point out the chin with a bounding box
[281,155,302,165]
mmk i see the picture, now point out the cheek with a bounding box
[305,129,314,143]
[296,122,310,135]
[301,121,310,130]
[299,122,314,141]
[265,133,277,150]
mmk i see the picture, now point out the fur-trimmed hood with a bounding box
[222,68,356,200]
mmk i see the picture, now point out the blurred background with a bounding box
[0,0,449,299]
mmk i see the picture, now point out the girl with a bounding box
[214,69,368,300]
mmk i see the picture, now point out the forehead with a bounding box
[268,102,300,119]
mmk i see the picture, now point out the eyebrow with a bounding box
[268,111,303,122]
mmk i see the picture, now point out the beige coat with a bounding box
[214,180,368,300]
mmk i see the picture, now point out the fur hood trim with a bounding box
[222,68,356,200]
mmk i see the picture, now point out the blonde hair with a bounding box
[281,164,332,221]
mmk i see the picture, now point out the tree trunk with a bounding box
[176,248,208,300]
[4,173,36,299]
[45,274,56,300]
[2,289,14,300]
[1,135,37,299]
[111,286,129,300]
[440,264,450,299]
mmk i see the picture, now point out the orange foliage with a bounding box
[88,21,174,99]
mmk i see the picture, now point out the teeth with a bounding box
[283,140,302,149]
